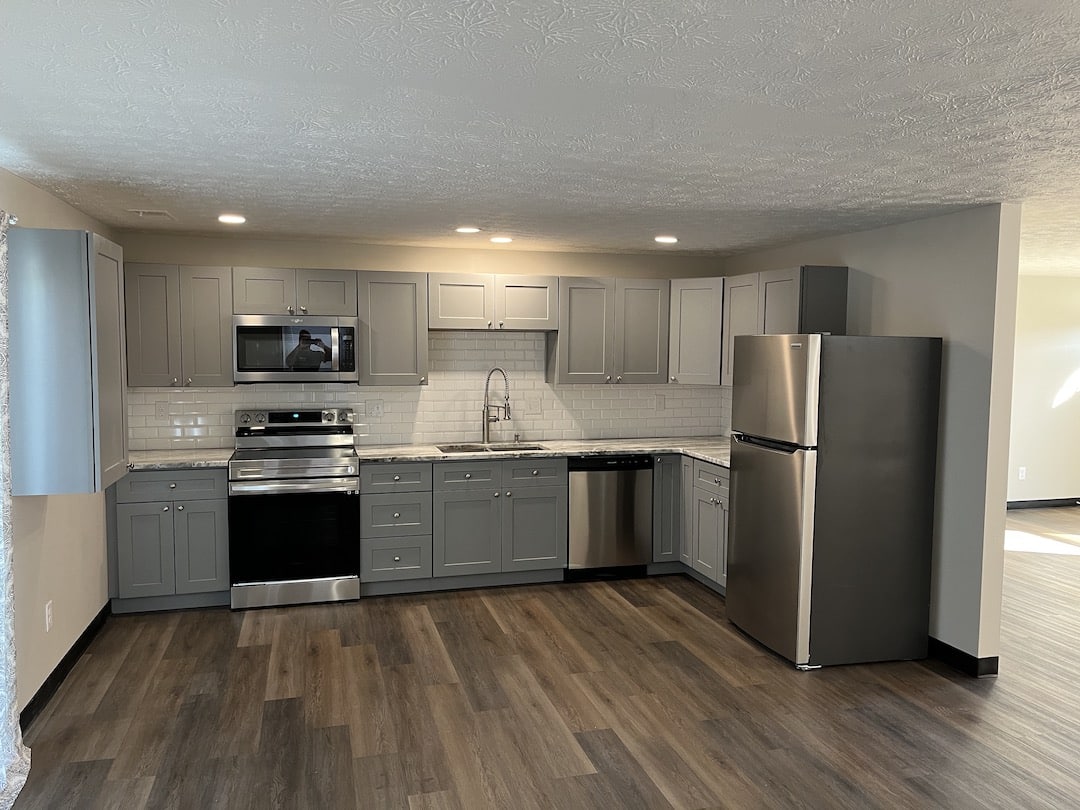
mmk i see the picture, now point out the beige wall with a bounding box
[722,204,1021,661]
[118,231,725,278]
[1,168,117,708]
[1008,275,1080,501]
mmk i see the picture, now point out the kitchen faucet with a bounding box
[482,366,511,444]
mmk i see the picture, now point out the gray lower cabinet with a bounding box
[360,463,434,583]
[357,271,429,385]
[113,469,230,601]
[125,263,233,387]
[691,461,729,588]
[433,458,568,577]
[679,457,694,567]
[652,454,682,562]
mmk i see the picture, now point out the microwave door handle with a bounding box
[331,328,339,371]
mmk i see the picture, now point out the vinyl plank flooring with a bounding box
[18,507,1080,809]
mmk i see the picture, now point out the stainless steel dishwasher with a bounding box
[567,455,653,570]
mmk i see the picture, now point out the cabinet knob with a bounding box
[487,321,492,328]
[656,457,662,463]
[419,376,426,384]
[393,556,401,562]
[616,375,622,383]
[393,475,401,481]
[714,477,721,485]
[506,491,512,497]
[162,506,170,512]
[171,377,178,386]
[186,378,193,386]
[464,473,472,480]
[300,306,308,314]
[287,305,295,314]
[177,505,185,511]
[169,483,177,489]
[605,376,612,382]
[393,512,401,519]
[532,469,539,476]
[493,491,499,497]
[499,321,504,328]
[670,376,677,382]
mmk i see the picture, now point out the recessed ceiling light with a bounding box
[654,235,678,244]
[490,236,513,244]
[218,213,246,225]
[455,226,481,233]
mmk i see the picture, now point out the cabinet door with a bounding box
[717,492,729,589]
[124,263,182,387]
[758,267,802,335]
[652,455,682,563]
[502,484,567,572]
[429,273,495,329]
[296,268,358,316]
[433,489,502,576]
[494,276,558,330]
[679,457,694,566]
[614,279,669,385]
[232,267,296,315]
[358,271,429,385]
[173,498,230,594]
[720,273,761,387]
[692,488,721,581]
[552,277,615,384]
[116,502,175,598]
[92,235,130,491]
[180,265,233,387]
[668,278,723,385]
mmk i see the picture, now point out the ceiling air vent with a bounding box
[126,209,175,220]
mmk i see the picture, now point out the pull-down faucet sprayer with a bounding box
[482,367,511,444]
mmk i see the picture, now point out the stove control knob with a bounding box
[322,410,334,422]
[339,411,353,423]
[239,413,251,424]
[255,412,266,424]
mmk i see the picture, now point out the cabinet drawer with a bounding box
[360,462,432,493]
[361,536,433,582]
[116,469,228,503]
[361,492,432,538]
[433,461,501,490]
[693,460,729,497]
[502,457,567,487]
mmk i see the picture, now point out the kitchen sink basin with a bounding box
[437,443,546,454]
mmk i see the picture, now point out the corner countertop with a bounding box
[126,436,730,472]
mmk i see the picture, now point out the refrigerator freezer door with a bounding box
[726,435,817,666]
[731,334,821,447]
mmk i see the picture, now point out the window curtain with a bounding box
[0,212,30,807]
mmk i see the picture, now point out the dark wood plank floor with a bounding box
[16,509,1080,808]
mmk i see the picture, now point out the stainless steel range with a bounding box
[228,407,360,609]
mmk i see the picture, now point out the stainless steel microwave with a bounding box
[233,315,358,383]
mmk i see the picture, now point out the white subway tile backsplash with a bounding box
[127,331,732,450]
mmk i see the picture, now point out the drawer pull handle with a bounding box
[393,475,401,481]
[532,469,539,476]
[393,556,401,562]
[464,473,472,480]
[393,512,400,519]
[169,483,177,489]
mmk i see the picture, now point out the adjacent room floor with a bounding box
[14,508,1080,809]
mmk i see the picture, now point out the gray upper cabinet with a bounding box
[428,273,558,330]
[720,273,760,387]
[668,278,723,385]
[9,229,128,495]
[126,263,232,387]
[547,277,669,385]
[233,267,357,316]
[720,266,848,386]
[357,271,429,386]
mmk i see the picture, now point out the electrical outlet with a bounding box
[525,398,542,416]
[367,399,384,418]
[45,600,53,633]
[155,401,169,421]
[1018,466,1027,480]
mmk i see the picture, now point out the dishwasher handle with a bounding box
[567,454,654,472]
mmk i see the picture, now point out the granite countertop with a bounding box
[127,436,730,471]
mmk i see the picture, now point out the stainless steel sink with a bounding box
[437,442,546,454]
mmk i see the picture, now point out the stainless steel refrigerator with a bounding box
[726,333,942,669]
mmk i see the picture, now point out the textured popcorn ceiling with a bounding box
[2,1,1079,271]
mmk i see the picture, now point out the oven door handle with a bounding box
[228,477,360,496]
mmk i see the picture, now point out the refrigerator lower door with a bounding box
[726,435,817,667]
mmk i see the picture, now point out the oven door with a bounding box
[233,315,358,383]
[228,478,360,608]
